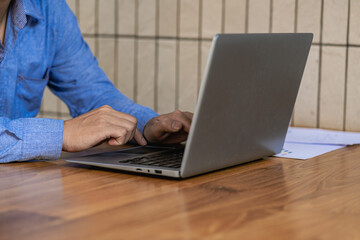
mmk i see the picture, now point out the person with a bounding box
[0,0,193,163]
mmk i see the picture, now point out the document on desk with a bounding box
[274,142,345,160]
[285,127,360,145]
[274,127,360,160]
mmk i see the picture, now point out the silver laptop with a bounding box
[65,33,313,178]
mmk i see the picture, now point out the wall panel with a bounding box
[178,41,198,112]
[179,0,200,38]
[224,0,246,34]
[297,0,322,43]
[349,0,360,45]
[272,0,296,33]
[79,0,96,34]
[118,0,136,35]
[159,0,178,37]
[319,47,346,130]
[157,40,177,114]
[201,0,223,38]
[248,0,271,33]
[293,46,320,128]
[117,38,135,100]
[322,0,349,44]
[138,0,156,36]
[98,38,116,84]
[345,47,360,131]
[136,39,156,109]
[98,0,116,34]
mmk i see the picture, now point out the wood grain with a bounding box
[1,145,360,240]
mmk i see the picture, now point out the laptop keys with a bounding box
[119,150,183,168]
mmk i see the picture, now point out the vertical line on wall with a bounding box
[294,0,298,33]
[133,0,139,102]
[114,0,119,88]
[95,0,99,57]
[343,0,351,131]
[221,0,226,33]
[245,0,249,33]
[175,0,180,110]
[75,0,80,20]
[197,0,203,94]
[291,0,299,126]
[154,0,160,112]
[269,0,273,33]
[317,0,324,128]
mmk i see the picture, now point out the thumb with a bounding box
[156,118,182,135]
[170,120,182,131]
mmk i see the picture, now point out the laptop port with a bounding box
[155,170,162,174]
[136,168,142,171]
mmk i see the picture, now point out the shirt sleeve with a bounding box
[0,117,63,163]
[47,0,158,133]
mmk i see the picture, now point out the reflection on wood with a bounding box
[1,145,360,239]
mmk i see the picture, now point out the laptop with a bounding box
[65,33,313,178]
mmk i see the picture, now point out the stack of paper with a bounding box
[274,127,360,160]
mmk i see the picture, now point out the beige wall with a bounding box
[38,0,360,132]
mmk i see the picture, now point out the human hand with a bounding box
[143,110,193,144]
[62,105,147,152]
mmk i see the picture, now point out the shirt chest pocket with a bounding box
[15,69,50,117]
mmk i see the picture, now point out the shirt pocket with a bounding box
[16,69,50,117]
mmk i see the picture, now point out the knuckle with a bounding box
[125,114,137,124]
[131,119,137,128]
[102,105,112,109]
[99,105,112,112]
[119,128,128,136]
[131,116,138,124]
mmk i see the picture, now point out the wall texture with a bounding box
[38,0,360,131]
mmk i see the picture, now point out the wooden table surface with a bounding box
[1,145,360,240]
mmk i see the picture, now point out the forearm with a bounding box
[0,117,63,163]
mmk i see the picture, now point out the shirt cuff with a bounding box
[136,107,159,134]
[21,118,64,160]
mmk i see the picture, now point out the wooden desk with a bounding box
[1,145,360,240]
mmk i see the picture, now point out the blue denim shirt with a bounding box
[0,0,158,163]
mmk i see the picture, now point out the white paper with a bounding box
[285,127,360,145]
[274,142,345,160]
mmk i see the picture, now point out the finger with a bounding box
[105,126,128,146]
[145,118,182,143]
[107,127,146,146]
[160,118,184,134]
[108,138,120,146]
[133,128,147,146]
[162,132,189,144]
[171,111,192,132]
[100,115,138,143]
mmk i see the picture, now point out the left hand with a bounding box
[143,110,193,144]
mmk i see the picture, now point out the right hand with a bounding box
[62,105,147,152]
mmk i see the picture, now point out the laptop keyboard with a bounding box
[120,150,184,168]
